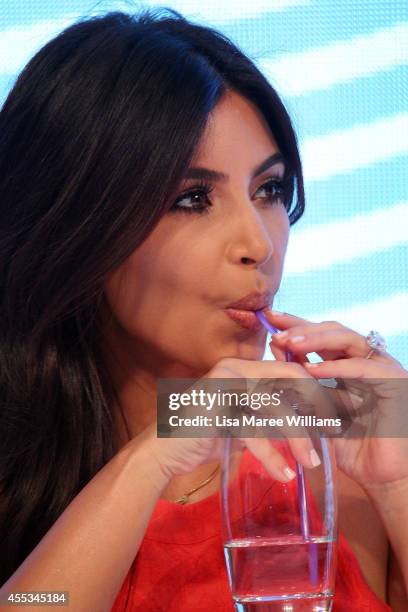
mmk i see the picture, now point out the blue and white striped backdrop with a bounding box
[1,1,407,366]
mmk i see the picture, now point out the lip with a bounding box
[224,308,264,330]
[226,290,273,311]
[224,290,273,331]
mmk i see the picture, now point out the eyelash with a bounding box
[169,176,292,216]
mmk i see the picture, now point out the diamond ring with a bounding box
[365,330,387,359]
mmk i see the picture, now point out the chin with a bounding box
[185,334,267,375]
[221,338,267,362]
[236,345,266,360]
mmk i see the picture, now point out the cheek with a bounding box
[141,229,219,303]
[103,238,204,335]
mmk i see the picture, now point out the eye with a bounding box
[169,184,214,215]
[168,175,293,216]
[254,177,286,205]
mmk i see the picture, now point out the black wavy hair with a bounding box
[0,8,304,585]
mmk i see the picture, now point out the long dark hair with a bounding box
[0,8,304,584]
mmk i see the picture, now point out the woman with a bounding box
[0,8,407,611]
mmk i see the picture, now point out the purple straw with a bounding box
[255,310,319,587]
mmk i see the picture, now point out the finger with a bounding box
[324,385,368,419]
[284,348,310,365]
[260,308,343,334]
[219,358,312,380]
[304,358,400,379]
[269,336,310,365]
[242,437,297,482]
[286,436,322,469]
[271,323,344,349]
[279,376,341,434]
[246,376,338,439]
[261,308,313,328]
[269,340,287,362]
[273,328,394,362]
[255,366,338,421]
[269,320,398,368]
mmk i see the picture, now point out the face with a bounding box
[103,91,290,377]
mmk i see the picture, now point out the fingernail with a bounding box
[283,466,296,481]
[291,335,305,343]
[310,449,321,467]
[274,330,288,339]
[268,310,284,316]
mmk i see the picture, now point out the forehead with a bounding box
[192,90,279,165]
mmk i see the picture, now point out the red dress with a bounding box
[111,450,391,611]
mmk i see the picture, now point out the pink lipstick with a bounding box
[224,292,273,331]
[224,308,263,331]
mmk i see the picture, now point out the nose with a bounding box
[225,200,274,268]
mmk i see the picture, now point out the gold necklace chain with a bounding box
[174,463,220,505]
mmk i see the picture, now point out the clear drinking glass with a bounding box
[220,434,337,612]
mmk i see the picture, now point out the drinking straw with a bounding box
[255,310,319,587]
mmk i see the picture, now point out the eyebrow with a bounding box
[184,152,286,183]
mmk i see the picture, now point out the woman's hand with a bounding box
[264,308,408,492]
[147,356,327,484]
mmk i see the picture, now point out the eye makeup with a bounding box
[169,172,292,216]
